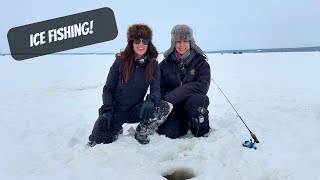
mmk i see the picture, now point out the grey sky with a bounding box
[1,0,320,54]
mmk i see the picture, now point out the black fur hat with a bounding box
[127,24,153,42]
[163,24,204,58]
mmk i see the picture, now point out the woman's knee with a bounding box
[184,94,209,110]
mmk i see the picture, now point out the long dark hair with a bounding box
[118,40,158,83]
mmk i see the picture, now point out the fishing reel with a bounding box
[242,132,260,149]
[242,139,257,150]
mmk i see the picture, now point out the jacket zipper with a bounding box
[134,65,138,82]
[181,58,201,83]
[175,68,182,85]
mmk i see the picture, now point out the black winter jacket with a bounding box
[159,53,210,105]
[101,58,160,120]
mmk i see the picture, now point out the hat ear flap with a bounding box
[190,40,204,55]
[164,39,177,58]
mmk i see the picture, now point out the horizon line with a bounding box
[1,46,320,56]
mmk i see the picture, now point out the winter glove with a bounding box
[98,113,113,131]
[139,100,155,120]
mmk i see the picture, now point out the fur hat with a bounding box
[163,24,204,58]
[127,24,153,42]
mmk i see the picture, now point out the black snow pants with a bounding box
[157,94,210,139]
[89,100,172,145]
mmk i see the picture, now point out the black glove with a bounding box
[98,113,113,131]
[139,100,155,120]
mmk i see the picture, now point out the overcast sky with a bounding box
[1,0,320,54]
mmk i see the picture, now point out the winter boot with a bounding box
[134,130,149,144]
[135,100,173,144]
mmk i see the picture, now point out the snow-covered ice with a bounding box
[1,52,319,180]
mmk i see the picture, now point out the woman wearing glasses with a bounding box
[88,24,173,146]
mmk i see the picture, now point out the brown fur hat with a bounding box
[127,24,153,42]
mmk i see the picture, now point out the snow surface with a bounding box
[1,52,320,180]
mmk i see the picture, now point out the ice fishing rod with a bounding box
[211,78,260,149]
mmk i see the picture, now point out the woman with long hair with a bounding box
[88,24,172,146]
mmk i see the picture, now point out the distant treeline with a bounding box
[206,46,320,54]
[1,46,320,56]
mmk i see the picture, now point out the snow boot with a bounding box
[135,100,173,144]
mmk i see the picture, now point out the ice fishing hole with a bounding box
[162,168,196,180]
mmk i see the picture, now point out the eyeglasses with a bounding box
[133,38,150,45]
